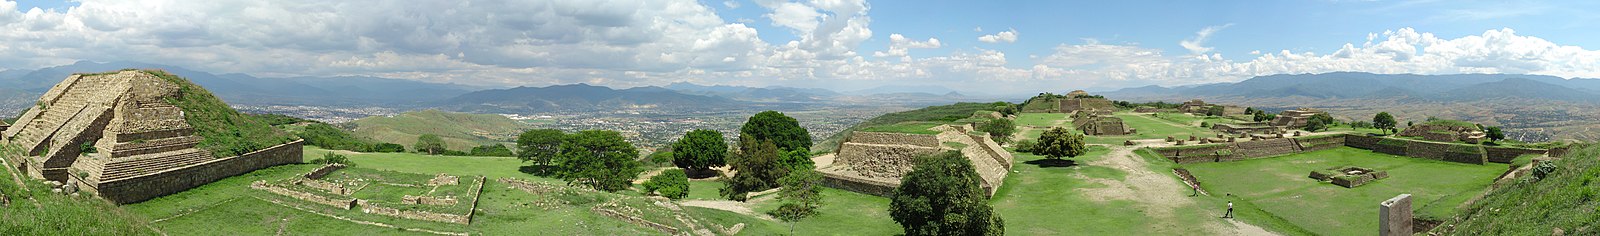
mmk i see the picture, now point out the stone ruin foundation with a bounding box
[1310,166,1389,188]
[254,166,485,225]
[818,127,1013,197]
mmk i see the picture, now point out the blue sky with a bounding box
[3,0,1600,94]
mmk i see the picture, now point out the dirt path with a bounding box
[1080,141,1277,236]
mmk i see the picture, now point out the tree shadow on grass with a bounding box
[685,169,724,179]
[1023,159,1078,168]
[518,165,559,177]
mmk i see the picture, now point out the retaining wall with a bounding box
[304,163,345,179]
[835,143,941,179]
[359,201,471,224]
[818,172,897,197]
[845,132,939,147]
[253,181,356,209]
[1484,146,1548,164]
[1401,140,1486,164]
[1294,135,1347,152]
[98,139,303,204]
[1345,135,1382,150]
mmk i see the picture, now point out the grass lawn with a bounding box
[858,121,943,135]
[729,188,904,235]
[1181,147,1506,235]
[1016,113,1068,127]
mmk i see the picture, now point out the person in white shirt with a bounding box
[1223,201,1234,218]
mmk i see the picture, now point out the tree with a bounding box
[517,129,566,169]
[889,151,1005,236]
[1013,139,1038,153]
[671,129,729,177]
[977,118,1016,144]
[642,169,690,199]
[771,169,824,234]
[778,148,815,173]
[553,130,641,192]
[1485,126,1506,142]
[1032,127,1087,159]
[413,134,447,155]
[1206,105,1225,116]
[368,143,407,153]
[1308,113,1335,131]
[739,111,812,152]
[1303,119,1327,132]
[721,138,787,201]
[1373,112,1397,134]
[469,143,515,156]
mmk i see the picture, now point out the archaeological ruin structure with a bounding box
[1,70,302,204]
[1057,90,1115,113]
[1071,112,1133,135]
[1397,121,1486,144]
[1178,99,1244,116]
[1270,108,1324,129]
[819,127,1013,197]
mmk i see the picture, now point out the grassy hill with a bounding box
[1,144,158,235]
[1434,144,1599,235]
[814,102,1007,153]
[151,70,298,157]
[352,110,530,152]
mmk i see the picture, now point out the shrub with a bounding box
[643,169,689,199]
[1532,160,1558,180]
[78,142,98,156]
[890,151,1004,236]
[469,144,515,157]
[310,153,350,165]
[1013,139,1037,153]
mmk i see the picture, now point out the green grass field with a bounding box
[1016,113,1067,127]
[857,121,943,134]
[1181,147,1507,235]
[352,110,530,151]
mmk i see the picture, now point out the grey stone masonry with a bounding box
[1380,194,1413,236]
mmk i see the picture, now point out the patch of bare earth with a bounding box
[1077,142,1276,236]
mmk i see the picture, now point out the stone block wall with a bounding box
[402,195,458,205]
[1345,135,1382,150]
[304,163,345,179]
[1404,141,1486,164]
[1484,146,1548,164]
[835,143,941,179]
[818,171,897,197]
[358,201,471,224]
[297,179,351,195]
[1294,135,1347,151]
[98,139,304,204]
[253,181,356,209]
[845,132,939,147]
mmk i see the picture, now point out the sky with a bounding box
[3,0,1600,95]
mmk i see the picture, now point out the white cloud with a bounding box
[723,1,741,9]
[873,33,941,59]
[1179,23,1233,54]
[978,28,1018,43]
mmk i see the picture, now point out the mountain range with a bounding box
[1103,72,1600,103]
[0,61,479,107]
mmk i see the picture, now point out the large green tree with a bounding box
[1304,119,1327,132]
[413,134,447,155]
[554,130,642,192]
[720,139,787,201]
[739,111,812,152]
[469,144,514,157]
[889,151,1005,236]
[671,129,728,176]
[1309,113,1336,130]
[1373,112,1397,134]
[977,118,1016,144]
[1032,127,1087,159]
[1485,126,1506,142]
[642,169,690,199]
[517,129,567,168]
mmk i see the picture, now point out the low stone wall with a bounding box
[359,201,471,224]
[819,171,897,197]
[1150,144,1232,163]
[253,181,356,209]
[99,139,304,204]
[1404,140,1486,164]
[592,206,680,235]
[845,132,939,147]
[1345,135,1382,150]
[1294,135,1347,152]
[296,179,351,195]
[402,195,458,205]
[304,163,345,179]
[1484,146,1547,164]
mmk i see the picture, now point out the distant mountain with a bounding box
[439,83,742,114]
[1103,72,1600,103]
[0,61,475,107]
[664,82,839,102]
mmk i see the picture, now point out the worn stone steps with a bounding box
[111,136,202,158]
[101,149,212,181]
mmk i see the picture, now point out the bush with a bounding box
[469,144,515,157]
[310,153,350,165]
[977,118,1015,144]
[1532,160,1558,180]
[1013,139,1037,153]
[643,169,689,199]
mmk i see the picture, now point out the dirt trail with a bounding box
[1081,141,1277,236]
[679,200,776,221]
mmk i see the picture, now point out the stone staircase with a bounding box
[100,149,212,182]
[111,136,202,158]
[1231,138,1302,158]
[11,74,113,156]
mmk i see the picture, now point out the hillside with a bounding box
[438,84,742,114]
[149,70,300,157]
[1434,144,1599,235]
[813,102,1007,153]
[351,110,530,151]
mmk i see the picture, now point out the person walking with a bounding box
[1223,201,1234,218]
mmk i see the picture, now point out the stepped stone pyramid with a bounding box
[2,70,302,204]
